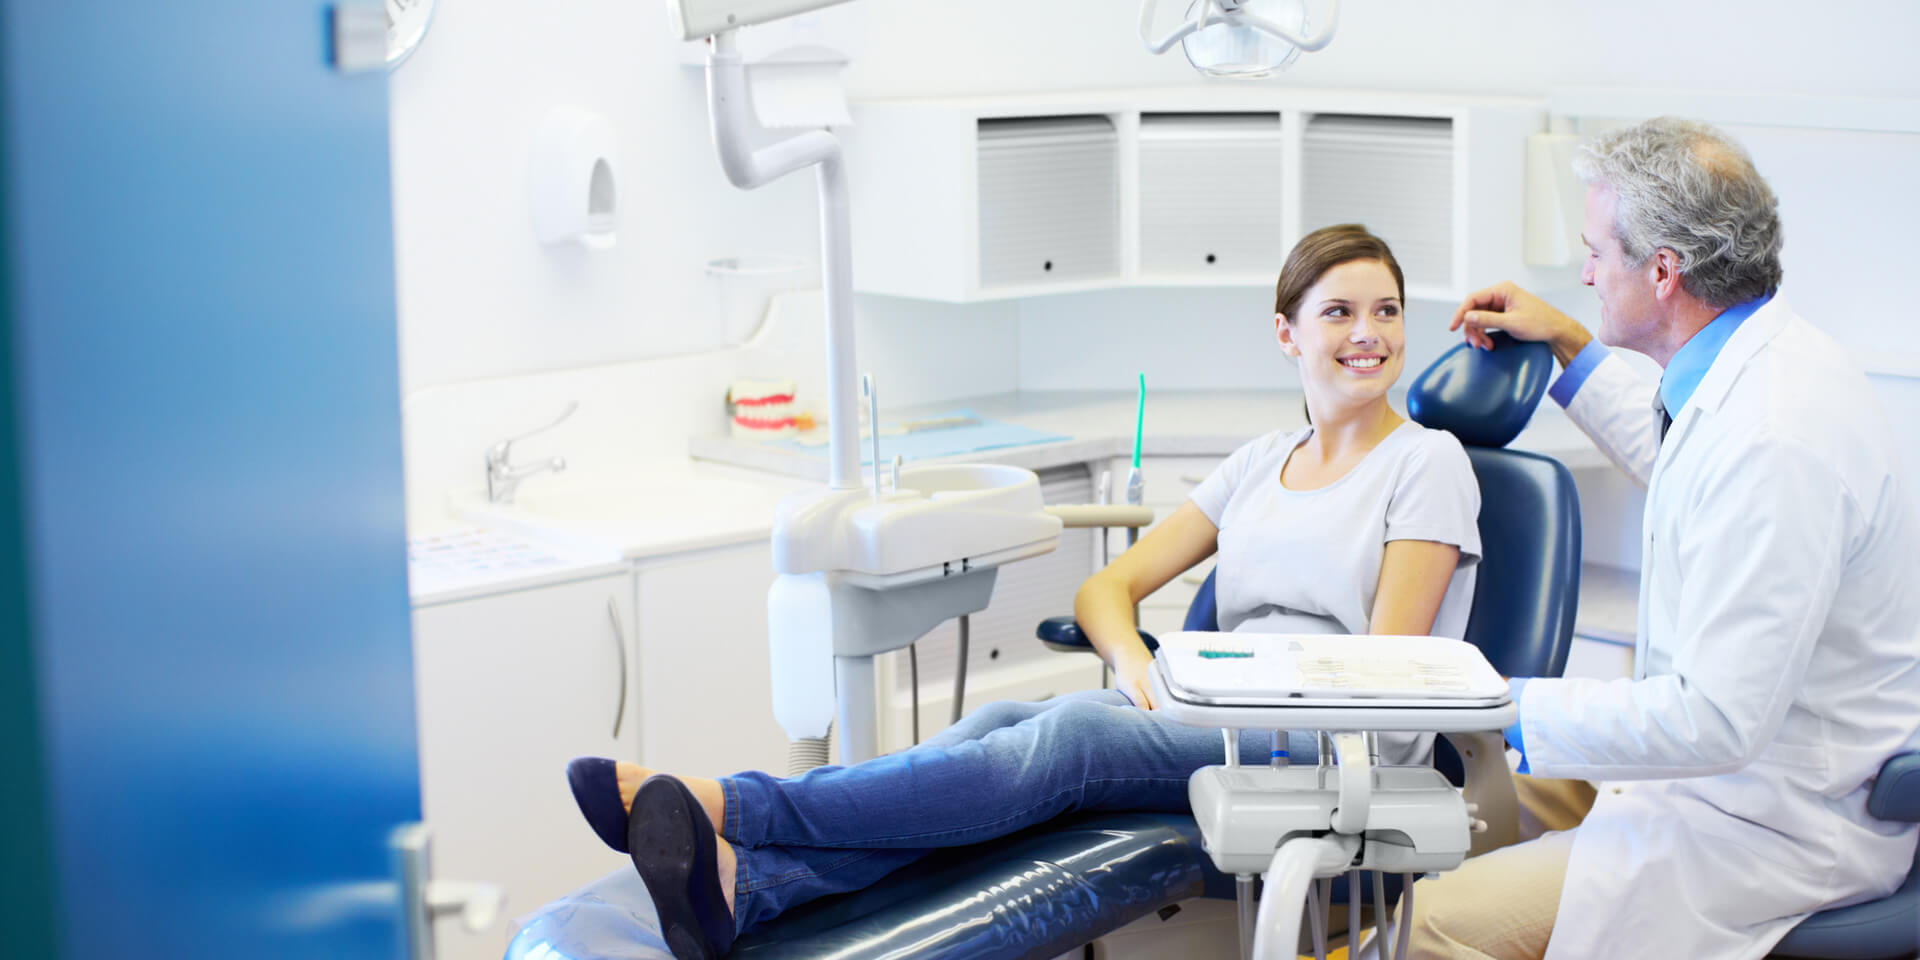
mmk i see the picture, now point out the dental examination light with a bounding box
[1140,0,1340,79]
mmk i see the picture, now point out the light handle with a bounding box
[1138,0,1340,56]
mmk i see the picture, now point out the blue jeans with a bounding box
[718,689,1280,934]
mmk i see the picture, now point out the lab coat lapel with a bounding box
[1647,296,1790,485]
[1635,300,1794,679]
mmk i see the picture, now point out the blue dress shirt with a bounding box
[1547,294,1771,416]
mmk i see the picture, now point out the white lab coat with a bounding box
[1519,297,1920,960]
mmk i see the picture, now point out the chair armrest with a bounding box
[1044,505,1154,528]
[1035,617,1157,653]
[1868,752,1920,822]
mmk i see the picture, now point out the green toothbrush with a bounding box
[1125,373,1145,536]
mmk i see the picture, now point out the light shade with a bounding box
[1181,0,1310,79]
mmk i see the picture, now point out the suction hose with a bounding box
[787,725,832,776]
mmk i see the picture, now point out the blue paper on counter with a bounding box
[777,410,1069,464]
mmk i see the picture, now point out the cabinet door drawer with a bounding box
[412,573,637,960]
[1139,113,1286,279]
[978,116,1122,289]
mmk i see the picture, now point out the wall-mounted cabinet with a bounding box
[842,88,1546,303]
[1138,113,1285,283]
[1300,114,1454,291]
[977,116,1122,288]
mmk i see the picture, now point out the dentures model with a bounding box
[727,378,798,439]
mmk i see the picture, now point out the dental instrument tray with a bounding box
[1150,632,1517,732]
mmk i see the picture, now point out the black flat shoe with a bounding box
[628,774,734,960]
[566,757,630,854]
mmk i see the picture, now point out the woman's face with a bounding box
[1276,258,1405,409]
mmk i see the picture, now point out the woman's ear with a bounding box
[1275,313,1301,359]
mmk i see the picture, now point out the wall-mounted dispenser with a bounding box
[1524,119,1588,268]
[530,106,619,250]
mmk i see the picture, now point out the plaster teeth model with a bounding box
[727,378,797,439]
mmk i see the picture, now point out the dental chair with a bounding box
[1769,752,1920,959]
[505,334,1579,960]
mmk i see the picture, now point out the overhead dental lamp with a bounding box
[670,0,1339,78]
[1141,0,1340,78]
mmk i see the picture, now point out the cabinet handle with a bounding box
[606,598,629,740]
[1179,474,1207,486]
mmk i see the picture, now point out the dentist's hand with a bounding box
[1111,646,1159,711]
[1450,281,1593,367]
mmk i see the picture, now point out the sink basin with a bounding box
[452,463,812,559]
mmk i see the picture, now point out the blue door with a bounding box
[0,3,419,957]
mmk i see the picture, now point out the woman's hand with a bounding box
[1111,645,1159,711]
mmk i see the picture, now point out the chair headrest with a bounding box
[1407,332,1554,448]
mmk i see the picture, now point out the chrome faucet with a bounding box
[486,401,577,504]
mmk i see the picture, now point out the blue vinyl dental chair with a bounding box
[514,332,1920,960]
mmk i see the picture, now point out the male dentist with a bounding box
[1406,117,1920,959]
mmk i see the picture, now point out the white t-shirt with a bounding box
[1189,420,1482,641]
[1187,421,1482,764]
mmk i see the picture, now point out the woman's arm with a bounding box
[1074,501,1220,709]
[1368,539,1463,636]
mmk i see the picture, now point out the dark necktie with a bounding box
[1655,391,1673,445]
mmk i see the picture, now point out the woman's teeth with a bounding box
[1340,357,1383,369]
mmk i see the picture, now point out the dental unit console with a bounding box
[1151,631,1516,960]
[670,0,1076,768]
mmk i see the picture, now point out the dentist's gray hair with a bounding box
[1573,117,1783,308]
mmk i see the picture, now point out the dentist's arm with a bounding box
[1449,281,1591,364]
[1075,502,1220,710]
[1516,434,1846,778]
[1454,281,1660,485]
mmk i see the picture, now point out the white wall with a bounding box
[387,0,824,393]
[388,0,1920,521]
[852,1,1920,101]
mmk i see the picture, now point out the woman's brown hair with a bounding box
[1273,224,1405,323]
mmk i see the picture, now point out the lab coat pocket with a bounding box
[1690,818,1832,892]
[1760,740,1828,773]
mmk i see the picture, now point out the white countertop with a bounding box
[690,389,1609,481]
[407,526,628,607]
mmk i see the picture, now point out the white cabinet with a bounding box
[977,116,1122,288]
[412,572,638,960]
[633,542,794,779]
[844,87,1547,303]
[1299,114,1454,290]
[1138,112,1286,283]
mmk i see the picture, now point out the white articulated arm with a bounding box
[706,30,860,492]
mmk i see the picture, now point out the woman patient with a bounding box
[566,224,1482,959]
